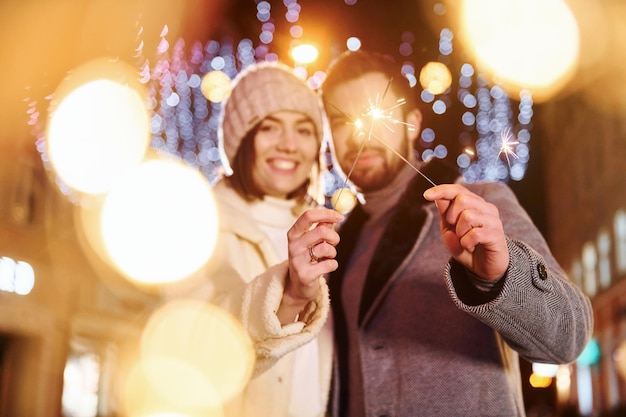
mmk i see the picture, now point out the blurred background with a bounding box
[0,0,625,416]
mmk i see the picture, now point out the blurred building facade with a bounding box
[537,71,626,416]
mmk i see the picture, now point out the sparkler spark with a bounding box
[327,78,437,213]
[497,127,519,167]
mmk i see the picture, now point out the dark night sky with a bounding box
[227,0,442,69]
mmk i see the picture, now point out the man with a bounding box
[320,50,593,416]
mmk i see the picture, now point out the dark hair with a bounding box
[228,122,315,203]
[321,50,418,111]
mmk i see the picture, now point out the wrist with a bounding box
[277,280,319,325]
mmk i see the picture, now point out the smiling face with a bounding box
[251,110,319,199]
[324,71,422,193]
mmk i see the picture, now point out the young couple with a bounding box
[187,50,593,417]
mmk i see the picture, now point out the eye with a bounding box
[329,115,350,130]
[297,123,315,136]
[258,120,279,132]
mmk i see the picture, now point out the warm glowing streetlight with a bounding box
[455,0,580,102]
[46,58,150,195]
[291,43,318,65]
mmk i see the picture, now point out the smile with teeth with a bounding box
[269,158,298,170]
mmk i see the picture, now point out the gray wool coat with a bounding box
[327,165,594,417]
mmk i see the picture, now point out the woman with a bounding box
[207,62,342,417]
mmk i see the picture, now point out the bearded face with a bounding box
[325,72,421,192]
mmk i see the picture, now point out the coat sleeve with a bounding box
[240,261,331,376]
[444,181,594,364]
[162,232,331,377]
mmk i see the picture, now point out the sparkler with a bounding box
[328,78,437,213]
[497,126,519,167]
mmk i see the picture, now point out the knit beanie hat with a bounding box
[217,62,324,176]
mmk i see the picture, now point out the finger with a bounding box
[457,212,506,254]
[307,256,340,275]
[304,223,341,248]
[308,241,338,263]
[454,209,483,240]
[424,184,488,211]
[425,187,494,228]
[423,184,468,202]
[456,208,500,235]
[289,208,344,237]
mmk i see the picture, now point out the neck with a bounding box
[361,154,421,219]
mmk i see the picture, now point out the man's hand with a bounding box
[423,184,509,281]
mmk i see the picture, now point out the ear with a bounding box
[405,108,422,142]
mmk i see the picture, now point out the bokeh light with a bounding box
[576,338,601,367]
[0,257,35,295]
[614,340,626,380]
[201,70,232,103]
[419,61,452,95]
[291,43,319,64]
[529,373,552,388]
[346,37,362,51]
[456,0,580,102]
[100,156,219,285]
[555,365,571,403]
[46,58,150,195]
[119,299,255,417]
[121,357,223,417]
[532,362,559,378]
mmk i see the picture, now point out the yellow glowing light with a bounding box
[139,300,255,406]
[148,414,193,417]
[201,70,231,103]
[555,365,571,402]
[291,44,319,64]
[419,61,452,95]
[529,373,553,388]
[614,340,626,380]
[458,0,580,102]
[46,59,150,195]
[101,157,218,285]
[331,187,357,214]
[121,358,224,417]
[369,106,385,120]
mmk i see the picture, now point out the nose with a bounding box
[277,127,298,152]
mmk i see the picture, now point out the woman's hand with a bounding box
[278,208,344,324]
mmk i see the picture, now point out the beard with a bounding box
[343,147,406,193]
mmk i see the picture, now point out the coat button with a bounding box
[537,264,548,280]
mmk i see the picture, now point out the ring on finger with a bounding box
[308,245,319,263]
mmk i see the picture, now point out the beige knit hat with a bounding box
[217,62,323,176]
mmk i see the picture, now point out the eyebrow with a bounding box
[263,114,314,124]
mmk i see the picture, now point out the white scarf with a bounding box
[250,196,323,417]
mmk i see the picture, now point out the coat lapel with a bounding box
[357,174,429,324]
[357,158,460,324]
[328,158,459,415]
[329,158,460,325]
